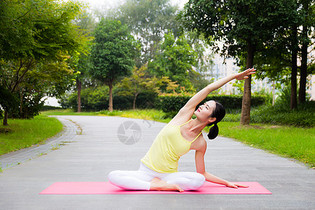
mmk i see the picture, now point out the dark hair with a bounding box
[207,102,226,140]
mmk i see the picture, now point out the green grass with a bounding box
[41,109,100,116]
[0,115,63,156]
[41,109,171,123]
[218,122,315,168]
[99,109,170,123]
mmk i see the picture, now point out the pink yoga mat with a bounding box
[40,182,271,195]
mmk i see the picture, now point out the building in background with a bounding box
[43,96,61,107]
[211,53,315,101]
[308,75,315,101]
[306,42,315,101]
[211,54,238,94]
[210,54,274,95]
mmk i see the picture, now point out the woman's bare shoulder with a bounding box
[169,108,194,126]
[191,135,207,151]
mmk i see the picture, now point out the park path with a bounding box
[0,115,314,210]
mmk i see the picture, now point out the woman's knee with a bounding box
[165,172,205,190]
[190,173,205,190]
[108,170,123,183]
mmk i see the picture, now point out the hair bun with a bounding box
[207,124,219,140]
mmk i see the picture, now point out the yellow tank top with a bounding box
[141,120,202,173]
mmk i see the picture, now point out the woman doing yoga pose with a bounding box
[108,68,256,192]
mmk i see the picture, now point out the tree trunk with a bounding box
[299,23,308,103]
[108,81,113,112]
[133,93,138,110]
[290,26,298,110]
[240,42,254,125]
[77,78,82,112]
[272,81,276,106]
[20,90,23,117]
[3,109,8,126]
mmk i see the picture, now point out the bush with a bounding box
[59,86,268,114]
[41,105,63,111]
[59,86,159,111]
[157,95,267,113]
[9,93,44,119]
[224,102,315,127]
[59,86,110,111]
[250,101,315,127]
[136,92,159,109]
[247,85,315,127]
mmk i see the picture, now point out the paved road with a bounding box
[0,115,314,210]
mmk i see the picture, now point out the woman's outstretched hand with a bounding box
[225,182,249,189]
[235,68,256,80]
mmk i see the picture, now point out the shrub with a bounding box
[59,86,158,111]
[41,105,63,111]
[59,86,109,111]
[136,92,159,109]
[247,85,315,127]
[157,95,267,113]
[59,86,268,113]
[250,101,315,127]
[9,93,44,119]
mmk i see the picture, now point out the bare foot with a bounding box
[150,178,184,192]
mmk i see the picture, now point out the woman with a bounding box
[108,68,256,192]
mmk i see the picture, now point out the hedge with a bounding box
[157,95,267,113]
[59,88,158,111]
[59,86,266,112]
[250,101,315,127]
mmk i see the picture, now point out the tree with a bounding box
[299,0,314,103]
[72,11,96,112]
[118,64,178,109]
[149,32,197,91]
[242,0,314,109]
[243,24,299,109]
[1,53,77,119]
[0,84,18,124]
[90,18,138,112]
[74,54,93,113]
[0,0,87,125]
[118,65,150,110]
[185,32,215,91]
[114,0,180,65]
[182,0,298,125]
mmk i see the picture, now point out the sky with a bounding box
[79,0,187,10]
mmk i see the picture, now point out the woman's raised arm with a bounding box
[170,68,255,124]
[184,68,255,110]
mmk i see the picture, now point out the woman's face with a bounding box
[194,100,216,123]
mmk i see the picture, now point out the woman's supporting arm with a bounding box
[195,144,230,186]
[203,172,248,188]
[195,139,248,188]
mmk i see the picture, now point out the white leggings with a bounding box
[108,163,205,191]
